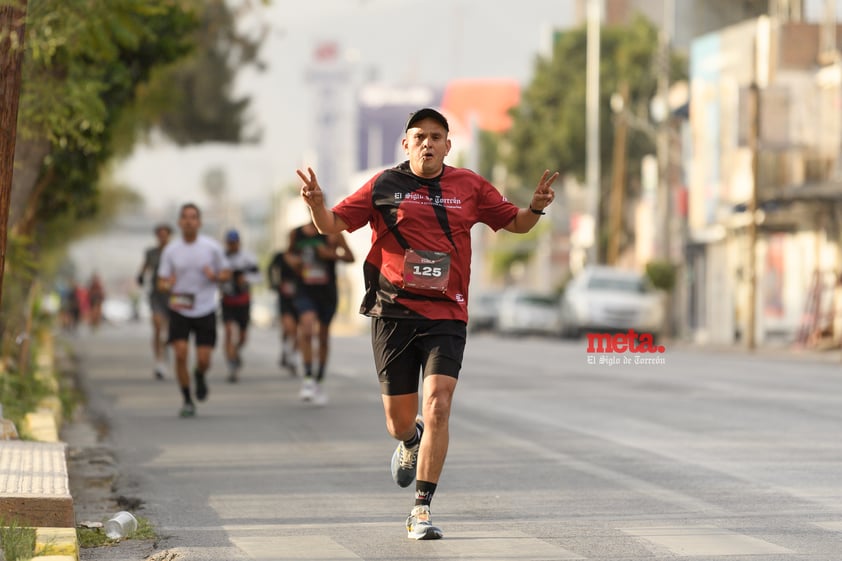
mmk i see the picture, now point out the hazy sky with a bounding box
[90,0,842,289]
[116,0,840,215]
[116,0,576,215]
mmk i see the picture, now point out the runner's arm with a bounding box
[297,166,349,234]
[503,170,558,233]
[332,233,355,263]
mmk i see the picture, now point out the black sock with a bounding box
[415,480,437,506]
[304,363,312,378]
[180,387,192,404]
[316,363,325,382]
[403,426,421,448]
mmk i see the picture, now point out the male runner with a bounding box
[285,220,354,405]
[296,107,556,539]
[137,223,173,380]
[157,203,231,417]
[220,229,261,383]
[268,247,300,376]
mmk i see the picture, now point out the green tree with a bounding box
[504,15,687,260]
[147,0,265,145]
[0,0,264,359]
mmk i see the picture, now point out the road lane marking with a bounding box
[815,521,842,532]
[454,415,730,516]
[622,525,793,556]
[419,530,583,559]
[227,530,581,560]
[230,535,361,559]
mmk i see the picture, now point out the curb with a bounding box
[8,331,79,561]
[35,526,78,559]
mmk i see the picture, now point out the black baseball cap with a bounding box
[405,108,449,132]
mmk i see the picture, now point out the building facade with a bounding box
[687,16,842,345]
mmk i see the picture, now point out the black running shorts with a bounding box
[168,310,217,347]
[278,294,299,320]
[371,317,466,396]
[222,303,251,331]
[149,291,169,315]
[294,286,337,325]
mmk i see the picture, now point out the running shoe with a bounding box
[312,382,328,406]
[179,402,196,418]
[299,377,316,401]
[227,360,239,383]
[154,361,168,380]
[405,505,442,540]
[194,370,208,401]
[391,416,424,488]
[282,353,299,377]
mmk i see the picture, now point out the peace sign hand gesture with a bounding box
[530,169,559,213]
[296,167,325,209]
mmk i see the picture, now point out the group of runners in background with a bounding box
[135,203,354,416]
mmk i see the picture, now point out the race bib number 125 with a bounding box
[402,249,451,292]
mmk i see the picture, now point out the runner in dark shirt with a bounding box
[268,249,301,376]
[220,229,261,383]
[137,223,173,380]
[285,221,354,404]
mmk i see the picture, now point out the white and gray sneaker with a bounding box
[391,416,424,487]
[405,505,443,540]
[312,382,328,406]
[299,378,316,401]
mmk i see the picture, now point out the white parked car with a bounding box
[560,266,664,339]
[496,289,562,337]
[468,291,503,333]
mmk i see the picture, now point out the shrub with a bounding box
[645,260,677,292]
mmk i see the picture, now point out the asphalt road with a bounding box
[67,320,842,560]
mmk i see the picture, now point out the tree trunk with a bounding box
[0,1,29,313]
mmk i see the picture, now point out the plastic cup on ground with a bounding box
[105,510,138,539]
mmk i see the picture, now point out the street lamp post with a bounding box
[746,82,760,351]
[608,84,629,266]
[747,16,770,350]
[585,0,601,265]
[654,0,672,262]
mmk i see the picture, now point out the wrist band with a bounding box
[529,205,546,216]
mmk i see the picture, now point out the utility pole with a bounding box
[0,1,29,313]
[655,0,673,261]
[608,82,629,266]
[585,0,601,265]
[747,17,770,351]
[747,81,760,351]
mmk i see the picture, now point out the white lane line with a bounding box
[815,520,842,532]
[230,535,362,560]
[622,525,793,557]
[454,415,730,516]
[228,530,582,561]
[421,530,583,560]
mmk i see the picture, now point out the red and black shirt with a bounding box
[332,161,518,323]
